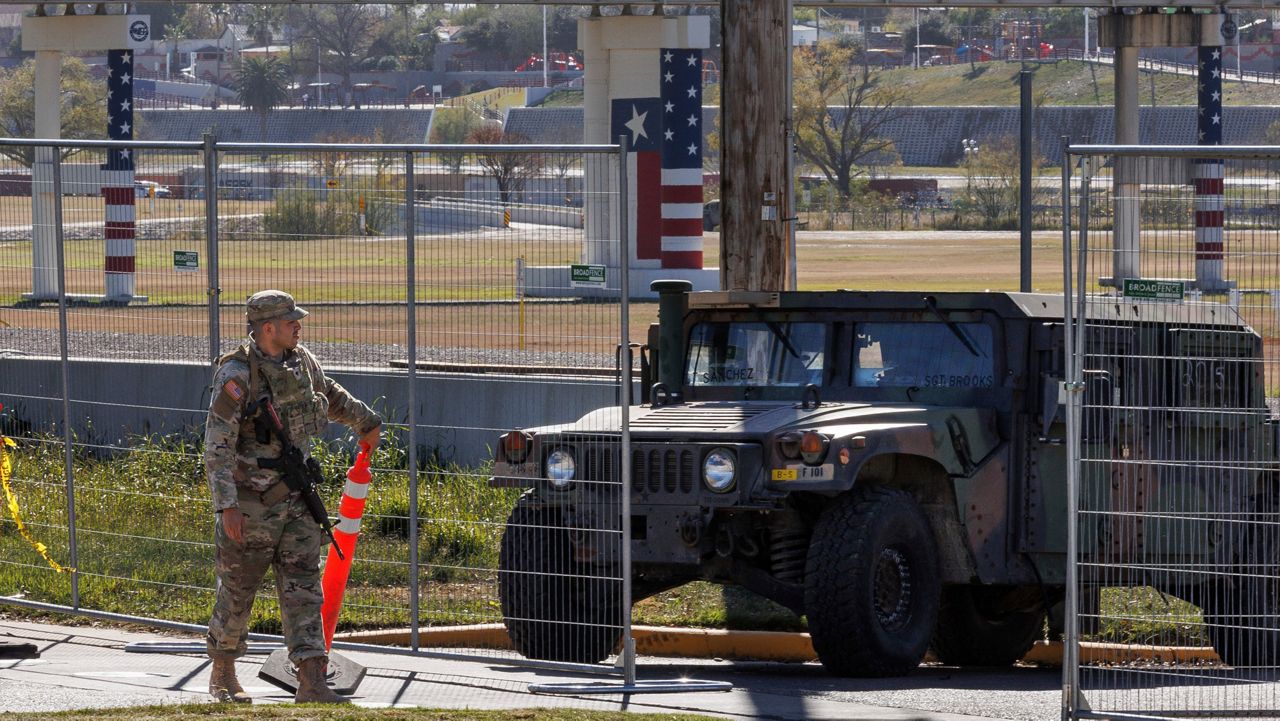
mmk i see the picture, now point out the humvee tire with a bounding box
[1205,578,1280,668]
[498,493,622,664]
[805,487,940,677]
[931,586,1044,667]
[1203,495,1280,668]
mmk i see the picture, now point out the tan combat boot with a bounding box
[294,656,349,704]
[209,657,252,704]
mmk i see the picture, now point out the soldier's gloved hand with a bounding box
[221,506,245,543]
[360,424,381,452]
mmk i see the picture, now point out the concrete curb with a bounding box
[336,624,819,662]
[336,626,1223,666]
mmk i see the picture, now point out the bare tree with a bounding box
[793,39,904,197]
[298,4,383,101]
[467,124,543,206]
[0,58,106,167]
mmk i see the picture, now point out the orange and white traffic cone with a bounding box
[321,442,373,649]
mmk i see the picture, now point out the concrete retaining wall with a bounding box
[0,357,622,467]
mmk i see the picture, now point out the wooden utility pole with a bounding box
[720,0,792,291]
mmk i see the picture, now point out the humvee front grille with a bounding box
[579,444,618,486]
[632,447,696,495]
[563,440,699,496]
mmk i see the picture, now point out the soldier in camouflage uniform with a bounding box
[205,290,381,704]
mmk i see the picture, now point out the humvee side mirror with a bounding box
[651,383,681,407]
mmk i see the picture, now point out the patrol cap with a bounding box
[246,289,309,323]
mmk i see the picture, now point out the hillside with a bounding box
[539,59,1280,108]
[884,59,1280,106]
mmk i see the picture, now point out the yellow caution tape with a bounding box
[1,436,73,573]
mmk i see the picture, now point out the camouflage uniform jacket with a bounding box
[204,340,381,512]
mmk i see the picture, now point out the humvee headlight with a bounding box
[800,431,829,465]
[545,448,576,488]
[500,430,534,464]
[777,432,802,460]
[702,448,737,492]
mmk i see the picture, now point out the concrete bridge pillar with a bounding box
[576,13,718,294]
[21,9,151,303]
[1099,11,1230,290]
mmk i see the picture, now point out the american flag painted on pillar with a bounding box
[659,48,703,269]
[1194,45,1225,288]
[103,49,136,299]
[611,97,663,265]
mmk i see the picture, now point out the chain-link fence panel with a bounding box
[1064,146,1280,719]
[406,146,629,670]
[0,138,629,675]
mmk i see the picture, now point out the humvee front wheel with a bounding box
[498,493,622,664]
[931,586,1044,666]
[804,487,940,677]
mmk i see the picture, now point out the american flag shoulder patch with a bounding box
[223,379,244,401]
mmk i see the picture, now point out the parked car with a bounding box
[702,199,720,231]
[134,180,171,198]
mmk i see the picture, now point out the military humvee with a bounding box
[490,282,1279,676]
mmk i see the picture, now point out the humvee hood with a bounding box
[566,401,961,437]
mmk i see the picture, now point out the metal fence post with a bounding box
[203,133,219,360]
[1060,143,1079,721]
[51,146,78,608]
[405,149,420,651]
[201,133,222,639]
[616,136,634,687]
[1068,153,1093,721]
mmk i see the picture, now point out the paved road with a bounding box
[0,619,1062,720]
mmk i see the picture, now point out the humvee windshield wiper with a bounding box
[924,296,983,358]
[766,321,802,359]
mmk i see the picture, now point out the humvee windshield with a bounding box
[855,322,994,388]
[686,322,826,387]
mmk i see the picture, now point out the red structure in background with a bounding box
[514,52,583,72]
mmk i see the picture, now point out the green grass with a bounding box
[1096,586,1209,648]
[0,434,521,634]
[3,707,716,721]
[883,59,1280,107]
[0,435,1219,647]
[538,89,584,107]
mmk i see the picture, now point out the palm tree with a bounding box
[233,55,290,143]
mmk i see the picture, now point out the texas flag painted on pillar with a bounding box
[659,48,704,269]
[611,97,662,264]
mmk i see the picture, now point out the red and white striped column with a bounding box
[1194,45,1226,290]
[659,48,705,269]
[102,48,136,301]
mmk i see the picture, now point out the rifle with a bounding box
[251,399,345,560]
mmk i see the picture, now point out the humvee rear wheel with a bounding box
[1203,577,1280,668]
[1202,502,1280,668]
[498,493,622,664]
[931,586,1044,666]
[804,487,940,677]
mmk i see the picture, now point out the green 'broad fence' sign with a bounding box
[173,250,199,272]
[1123,278,1184,302]
[570,264,606,288]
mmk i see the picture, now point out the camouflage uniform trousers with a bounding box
[207,487,325,666]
